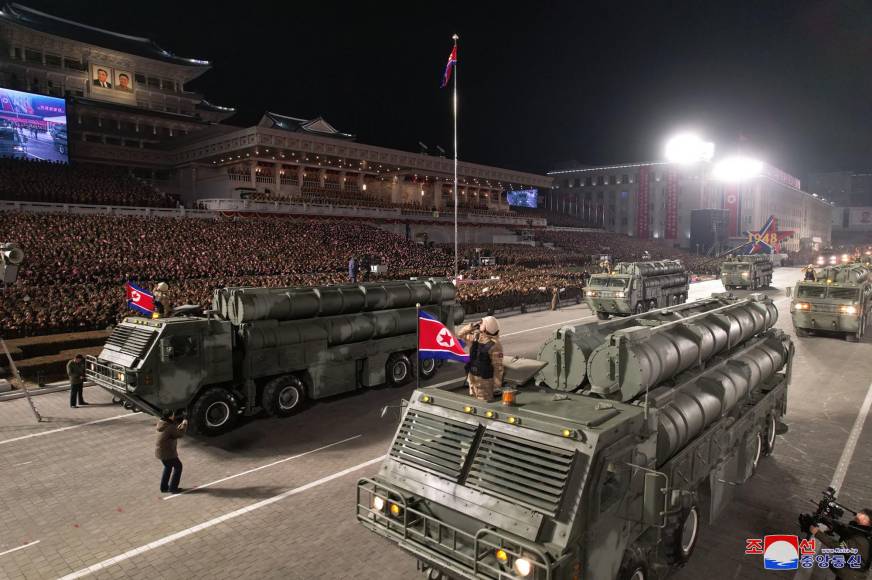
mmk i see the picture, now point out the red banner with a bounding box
[724,184,739,237]
[636,166,650,238]
[665,170,678,239]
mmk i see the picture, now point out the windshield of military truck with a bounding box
[829,288,860,300]
[589,277,628,288]
[723,264,749,271]
[797,286,826,298]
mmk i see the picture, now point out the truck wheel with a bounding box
[763,414,777,456]
[750,432,763,474]
[386,353,412,387]
[664,505,700,565]
[190,387,239,436]
[596,311,610,320]
[617,553,648,580]
[413,358,439,380]
[262,375,306,418]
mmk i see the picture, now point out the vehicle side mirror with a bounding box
[159,339,175,362]
[785,287,792,298]
[642,472,668,527]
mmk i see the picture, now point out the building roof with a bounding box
[0,3,211,67]
[72,97,214,124]
[258,112,355,140]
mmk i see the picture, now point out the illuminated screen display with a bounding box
[507,188,538,208]
[0,87,69,163]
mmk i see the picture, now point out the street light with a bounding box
[712,156,763,182]
[664,133,715,164]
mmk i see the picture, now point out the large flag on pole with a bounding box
[125,281,155,315]
[440,46,457,88]
[418,310,469,363]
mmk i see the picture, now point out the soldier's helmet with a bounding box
[154,281,169,293]
[481,316,500,336]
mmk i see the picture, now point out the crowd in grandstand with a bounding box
[0,158,177,208]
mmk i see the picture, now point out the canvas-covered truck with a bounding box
[720,254,772,290]
[86,279,464,435]
[357,293,791,580]
[787,263,872,341]
[584,260,688,319]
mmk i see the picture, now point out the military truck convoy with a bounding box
[584,260,689,320]
[86,279,463,435]
[358,293,791,580]
[720,254,772,290]
[789,263,872,341]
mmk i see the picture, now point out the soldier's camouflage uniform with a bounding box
[457,323,504,401]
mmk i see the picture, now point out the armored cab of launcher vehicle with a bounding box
[720,254,772,290]
[86,279,463,435]
[788,263,872,341]
[584,260,688,319]
[357,293,791,580]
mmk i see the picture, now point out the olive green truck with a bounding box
[85,279,463,435]
[584,260,689,319]
[720,255,772,290]
[357,293,791,580]
[788,263,872,341]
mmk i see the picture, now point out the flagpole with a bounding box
[415,303,421,392]
[452,33,459,283]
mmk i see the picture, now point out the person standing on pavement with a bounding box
[457,316,504,402]
[550,287,560,311]
[156,413,188,494]
[66,353,87,408]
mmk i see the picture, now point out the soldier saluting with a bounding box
[457,316,504,401]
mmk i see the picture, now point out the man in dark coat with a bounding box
[156,413,188,493]
[66,354,87,407]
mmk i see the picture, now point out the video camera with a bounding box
[799,486,855,535]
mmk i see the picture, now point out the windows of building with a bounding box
[147,77,160,89]
[609,175,617,185]
[44,54,61,68]
[64,58,86,71]
[585,176,593,186]
[574,178,581,187]
[24,49,41,64]
[597,175,605,186]
[621,173,629,184]
[13,47,21,60]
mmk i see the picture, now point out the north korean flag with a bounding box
[419,310,469,363]
[125,281,155,315]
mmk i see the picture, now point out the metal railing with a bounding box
[84,356,127,393]
[357,478,555,580]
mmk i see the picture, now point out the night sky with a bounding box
[22,1,872,178]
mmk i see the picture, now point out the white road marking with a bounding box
[0,540,40,558]
[164,434,362,500]
[501,314,596,337]
[58,455,386,579]
[13,461,33,466]
[0,413,138,446]
[830,379,872,491]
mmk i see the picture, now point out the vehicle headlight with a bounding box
[842,254,850,262]
[841,305,858,315]
[513,557,533,577]
[741,272,749,278]
[794,302,811,311]
[586,290,597,297]
[115,371,124,381]
[615,291,625,298]
[389,502,402,517]
[372,496,385,511]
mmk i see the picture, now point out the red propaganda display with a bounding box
[724,183,740,237]
[636,166,650,238]
[665,170,679,239]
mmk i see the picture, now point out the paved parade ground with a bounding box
[2,268,871,580]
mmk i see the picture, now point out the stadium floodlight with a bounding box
[664,133,715,164]
[712,156,764,182]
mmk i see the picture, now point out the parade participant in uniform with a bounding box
[457,315,504,401]
[804,265,816,281]
[153,282,170,317]
[551,287,560,311]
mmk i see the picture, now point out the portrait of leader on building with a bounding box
[92,66,112,89]
[115,71,133,92]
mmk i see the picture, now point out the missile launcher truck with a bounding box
[788,263,872,341]
[720,254,772,290]
[86,279,463,435]
[357,293,792,580]
[584,260,688,320]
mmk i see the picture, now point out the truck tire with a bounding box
[596,311,610,320]
[190,387,239,436]
[749,431,763,474]
[262,375,306,418]
[617,553,648,580]
[413,358,439,380]
[664,504,700,565]
[386,353,412,387]
[763,414,777,456]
